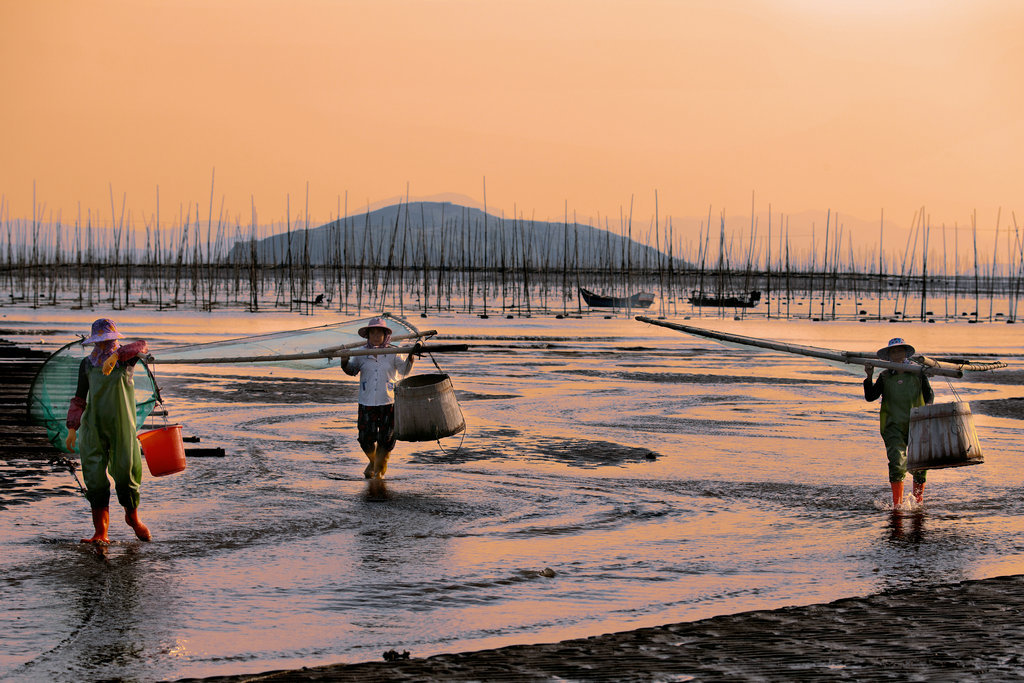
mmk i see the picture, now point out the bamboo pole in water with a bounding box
[1012,213,1023,322]
[877,210,884,321]
[829,220,841,320]
[941,223,948,320]
[989,208,1000,322]
[953,221,959,318]
[972,211,980,322]
[766,205,772,320]
[573,210,582,315]
[921,216,930,320]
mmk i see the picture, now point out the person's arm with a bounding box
[66,359,90,431]
[864,366,885,402]
[118,340,148,364]
[103,339,148,374]
[921,374,935,405]
[399,343,420,375]
[340,355,359,376]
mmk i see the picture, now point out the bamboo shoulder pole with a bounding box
[635,316,965,378]
[316,330,436,355]
[149,342,467,366]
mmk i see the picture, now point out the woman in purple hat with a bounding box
[340,317,419,479]
[864,337,934,508]
[65,318,152,543]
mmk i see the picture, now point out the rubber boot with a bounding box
[363,448,376,479]
[125,507,152,542]
[82,506,110,544]
[373,449,390,479]
[890,481,905,508]
[913,481,925,503]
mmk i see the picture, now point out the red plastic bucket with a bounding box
[138,425,187,477]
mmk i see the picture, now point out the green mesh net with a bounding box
[28,339,160,453]
[152,312,421,369]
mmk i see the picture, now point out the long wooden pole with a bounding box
[633,315,997,377]
[151,340,464,366]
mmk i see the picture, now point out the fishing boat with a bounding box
[579,287,655,309]
[687,290,761,308]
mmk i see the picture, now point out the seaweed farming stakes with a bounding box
[1,199,1021,323]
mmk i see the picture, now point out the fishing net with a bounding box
[151,312,423,369]
[28,339,160,454]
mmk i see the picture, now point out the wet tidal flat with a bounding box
[2,310,1023,681]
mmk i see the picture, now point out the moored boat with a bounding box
[579,287,655,309]
[688,290,761,308]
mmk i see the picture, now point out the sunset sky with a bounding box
[2,0,1021,246]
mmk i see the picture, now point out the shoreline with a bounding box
[180,572,1024,681]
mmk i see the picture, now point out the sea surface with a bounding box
[1,306,1022,681]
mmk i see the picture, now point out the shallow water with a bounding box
[1,308,1023,681]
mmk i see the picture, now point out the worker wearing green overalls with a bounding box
[65,318,151,544]
[864,337,934,508]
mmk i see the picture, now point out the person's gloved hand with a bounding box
[102,353,118,375]
[409,342,423,358]
[65,428,77,451]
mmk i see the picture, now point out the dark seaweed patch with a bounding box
[409,432,659,469]
[971,397,1024,420]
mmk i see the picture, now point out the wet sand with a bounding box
[4,324,1022,682]
[183,572,1024,681]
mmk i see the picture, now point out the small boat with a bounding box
[291,293,326,306]
[688,290,761,308]
[579,287,655,309]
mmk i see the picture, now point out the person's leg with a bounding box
[110,434,150,541]
[373,405,397,479]
[883,427,908,508]
[912,470,927,502]
[82,506,110,544]
[362,450,376,478]
[78,427,111,543]
[124,507,151,541]
[373,450,389,478]
[357,404,379,478]
[890,480,905,507]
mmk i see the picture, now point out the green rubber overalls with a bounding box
[78,360,143,510]
[877,371,927,485]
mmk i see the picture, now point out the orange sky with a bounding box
[2,0,1022,240]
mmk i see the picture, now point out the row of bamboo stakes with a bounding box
[1,188,1021,322]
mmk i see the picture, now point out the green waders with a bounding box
[877,371,927,485]
[78,363,143,510]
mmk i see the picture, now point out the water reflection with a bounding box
[887,510,925,545]
[873,509,978,595]
[13,542,165,681]
[365,478,390,502]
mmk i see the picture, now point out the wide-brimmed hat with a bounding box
[357,317,393,338]
[82,318,124,345]
[877,337,915,360]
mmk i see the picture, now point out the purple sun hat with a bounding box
[82,318,124,345]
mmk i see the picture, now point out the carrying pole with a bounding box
[635,316,979,378]
[149,343,468,366]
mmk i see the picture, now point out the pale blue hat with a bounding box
[877,337,915,360]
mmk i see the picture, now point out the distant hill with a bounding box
[228,201,685,270]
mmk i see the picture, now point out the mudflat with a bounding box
[183,572,1024,682]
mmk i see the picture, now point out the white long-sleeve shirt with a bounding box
[343,348,413,406]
